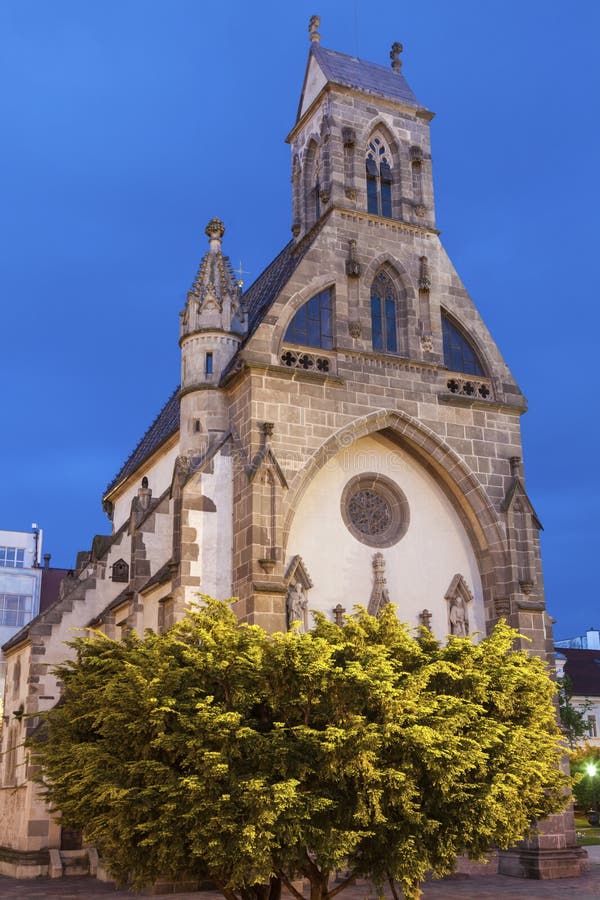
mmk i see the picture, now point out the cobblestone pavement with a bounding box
[2,860,600,899]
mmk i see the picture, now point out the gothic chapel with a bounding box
[0,17,582,882]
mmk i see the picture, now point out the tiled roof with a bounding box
[104,387,180,497]
[244,240,304,334]
[309,44,421,110]
[560,648,600,698]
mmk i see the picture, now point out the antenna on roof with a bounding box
[354,2,359,57]
[309,15,320,44]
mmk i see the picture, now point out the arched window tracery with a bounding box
[366,134,393,218]
[304,141,322,227]
[284,289,333,349]
[442,314,485,376]
[370,271,398,353]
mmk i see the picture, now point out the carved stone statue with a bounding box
[287,581,308,631]
[449,596,469,636]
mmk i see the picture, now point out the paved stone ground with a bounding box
[2,854,600,900]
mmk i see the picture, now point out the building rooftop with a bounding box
[309,43,421,111]
[558,647,600,698]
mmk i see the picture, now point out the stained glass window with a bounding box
[284,289,333,350]
[371,272,397,353]
[442,314,485,376]
[366,136,393,218]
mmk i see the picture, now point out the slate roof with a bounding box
[244,240,303,333]
[104,387,180,496]
[306,44,421,114]
[560,648,600,698]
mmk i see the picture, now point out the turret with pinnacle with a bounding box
[179,218,246,456]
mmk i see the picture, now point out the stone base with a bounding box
[498,846,585,879]
[0,845,50,878]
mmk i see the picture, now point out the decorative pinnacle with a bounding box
[390,41,403,72]
[309,15,321,43]
[205,217,225,241]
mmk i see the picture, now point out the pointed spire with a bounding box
[309,15,321,43]
[181,218,246,336]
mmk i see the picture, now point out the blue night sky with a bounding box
[1,2,598,640]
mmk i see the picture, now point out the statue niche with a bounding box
[284,555,313,632]
[445,574,474,636]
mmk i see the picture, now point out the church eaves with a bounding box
[104,387,180,498]
[243,239,311,335]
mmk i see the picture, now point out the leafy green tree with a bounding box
[557,673,592,748]
[31,600,567,900]
[569,745,600,810]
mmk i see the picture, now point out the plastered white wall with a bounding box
[299,55,327,120]
[186,451,233,603]
[286,434,484,640]
[111,443,179,531]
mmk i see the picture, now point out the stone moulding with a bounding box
[280,348,333,373]
[445,375,493,401]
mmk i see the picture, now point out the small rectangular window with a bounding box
[0,593,33,627]
[0,547,25,569]
[205,352,213,375]
[588,716,598,738]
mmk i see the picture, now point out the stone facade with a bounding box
[0,21,582,881]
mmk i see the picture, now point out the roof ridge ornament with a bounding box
[390,41,403,72]
[309,14,321,44]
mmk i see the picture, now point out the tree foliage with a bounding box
[569,744,600,810]
[31,600,568,900]
[557,674,592,748]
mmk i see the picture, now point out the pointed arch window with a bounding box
[371,272,398,353]
[284,289,333,349]
[442,314,485,376]
[310,143,322,223]
[366,135,393,218]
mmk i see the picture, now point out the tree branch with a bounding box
[387,873,401,900]
[327,870,358,899]
[276,870,304,900]
[215,879,241,900]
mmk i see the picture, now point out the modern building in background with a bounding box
[0,528,67,696]
[556,631,600,747]
[0,528,43,687]
[556,629,600,651]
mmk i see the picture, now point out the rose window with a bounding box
[341,474,409,548]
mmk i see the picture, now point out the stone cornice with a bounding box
[253,581,286,594]
[338,348,441,374]
[336,207,440,237]
[438,393,527,414]
[179,382,223,399]
[287,82,432,143]
[179,329,242,348]
[221,359,345,389]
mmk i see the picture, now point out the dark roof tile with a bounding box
[244,240,303,334]
[559,648,600,697]
[309,45,421,111]
[104,387,180,496]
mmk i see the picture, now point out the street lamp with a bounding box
[586,762,598,824]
